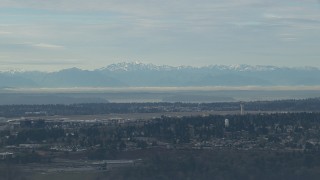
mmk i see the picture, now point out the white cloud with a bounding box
[31,43,64,49]
[0,31,12,35]
[8,42,64,50]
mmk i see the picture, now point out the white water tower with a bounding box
[225,119,230,128]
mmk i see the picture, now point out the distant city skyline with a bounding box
[1,0,320,71]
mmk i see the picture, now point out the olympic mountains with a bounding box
[1,62,320,88]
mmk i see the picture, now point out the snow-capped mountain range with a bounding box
[99,62,281,72]
[1,62,320,88]
[99,62,319,72]
[99,62,178,72]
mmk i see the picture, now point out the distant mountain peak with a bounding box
[0,69,27,74]
[205,64,280,72]
[100,62,285,72]
[100,62,175,72]
[2,62,320,74]
[58,67,84,72]
[1,62,320,88]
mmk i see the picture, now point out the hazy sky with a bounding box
[1,0,320,71]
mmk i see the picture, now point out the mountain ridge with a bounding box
[1,62,320,88]
[2,62,320,73]
[99,62,282,72]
